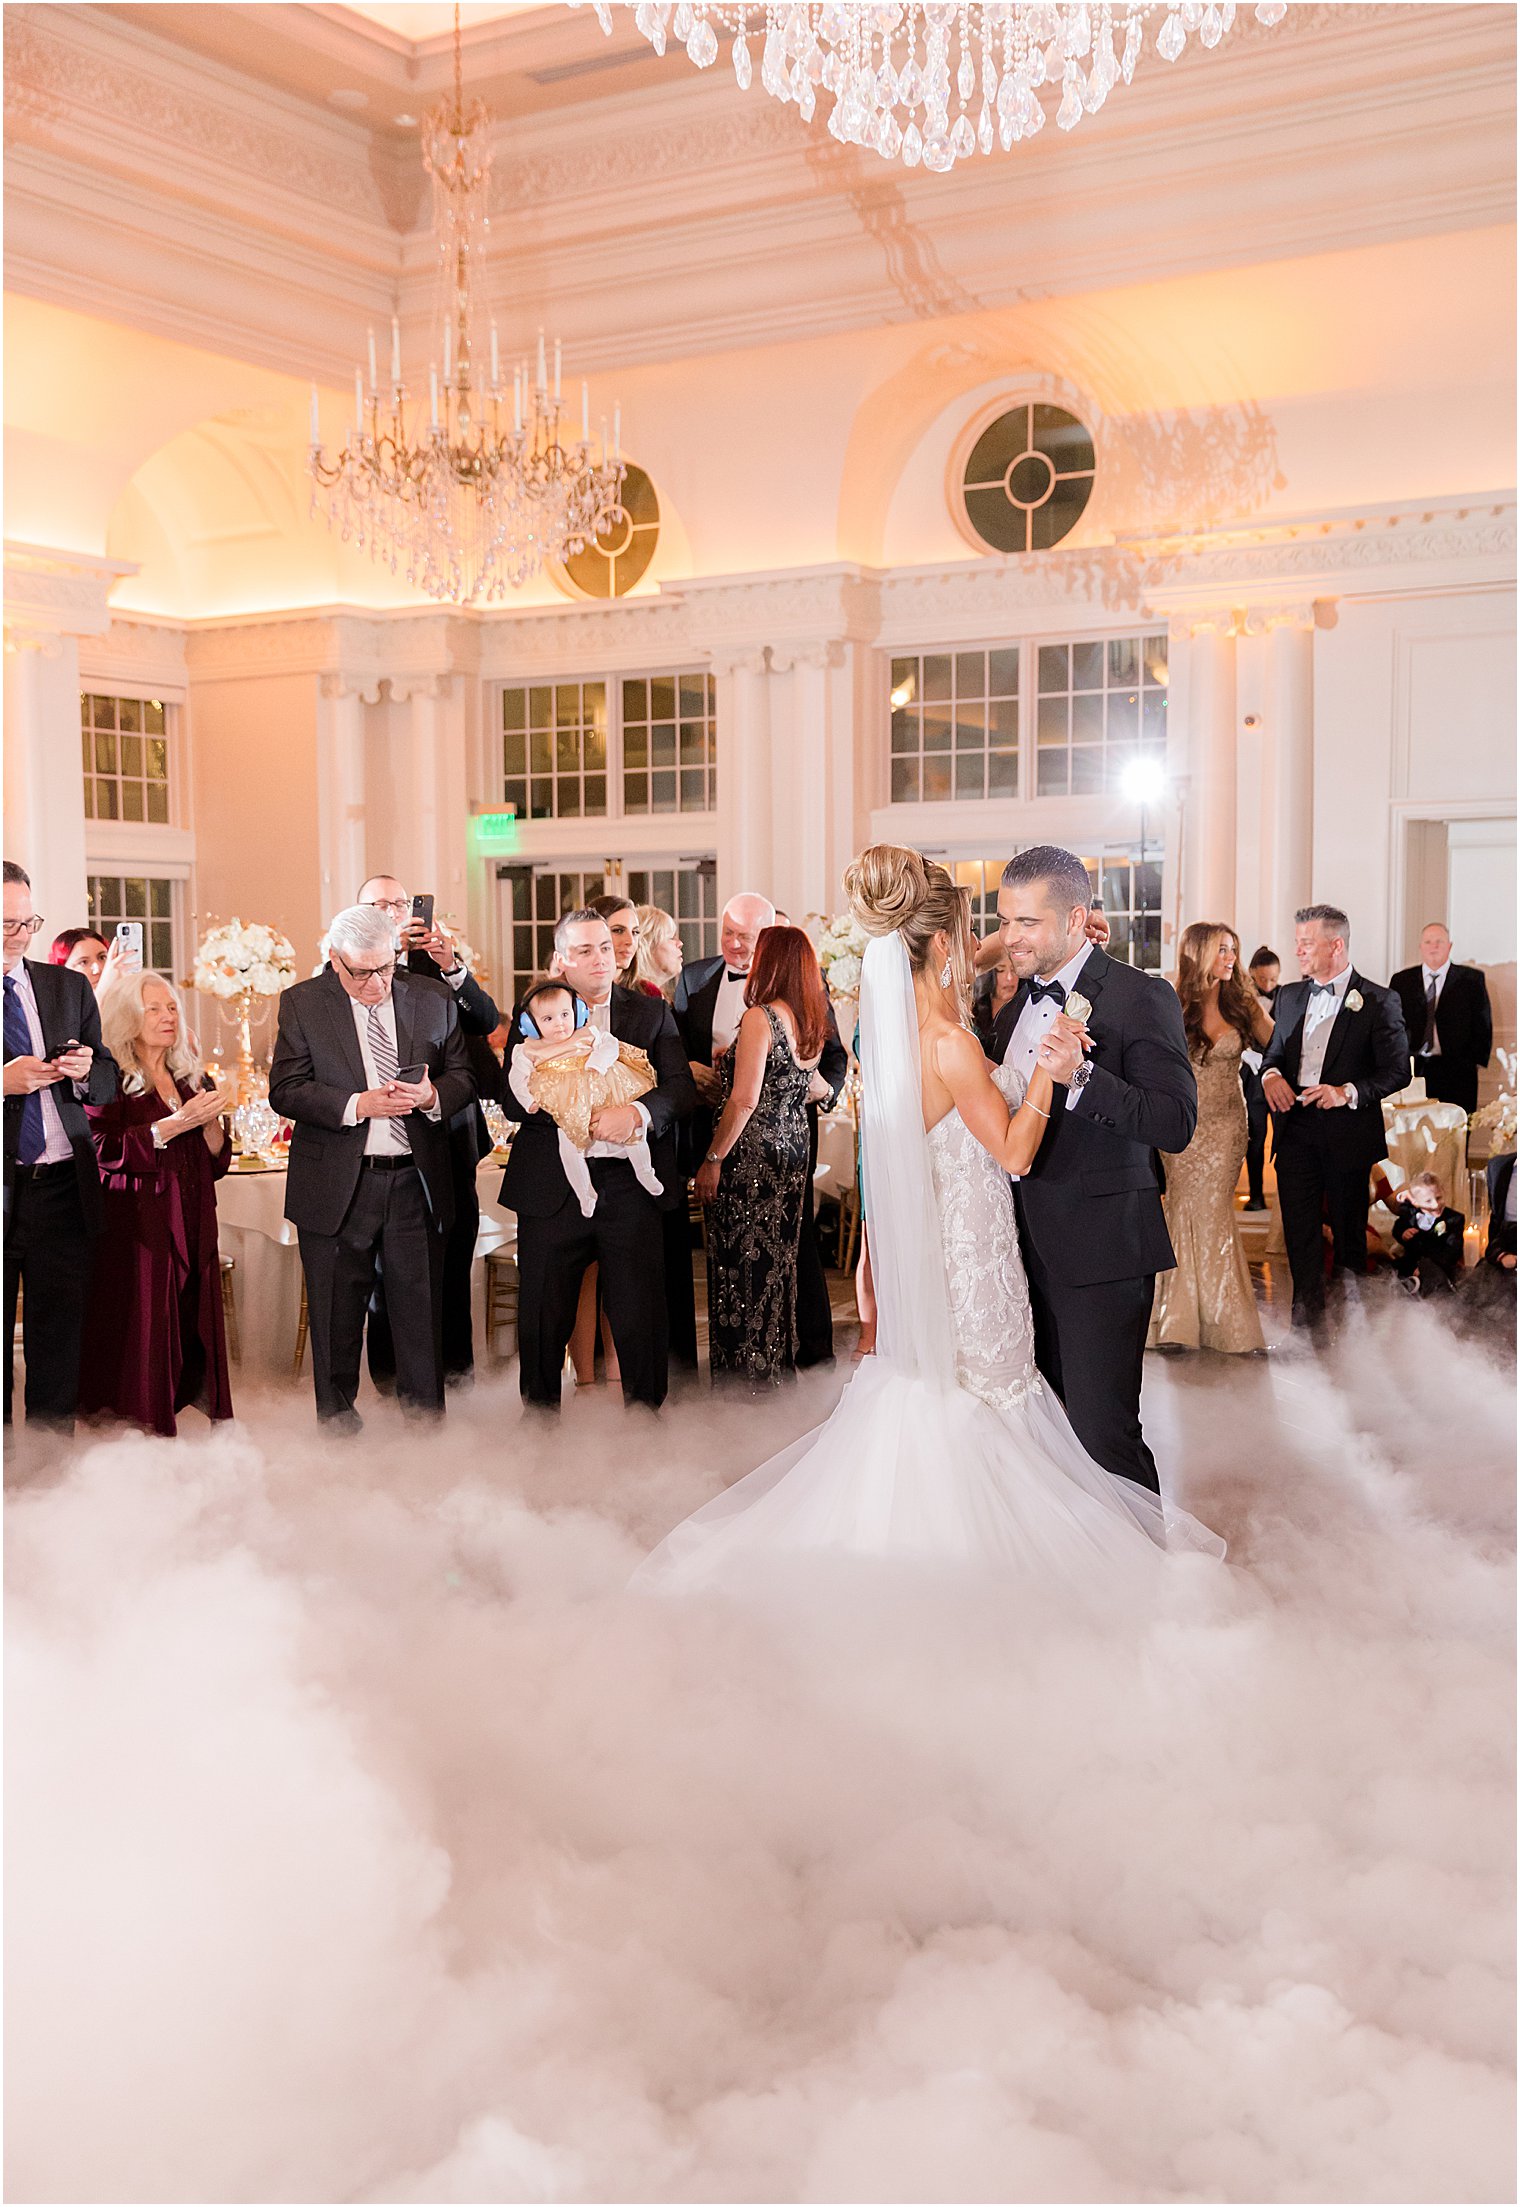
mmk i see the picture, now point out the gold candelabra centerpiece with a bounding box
[308,4,625,604]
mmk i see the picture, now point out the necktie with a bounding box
[1027,978,1067,1007]
[366,1004,411,1152]
[3,974,47,1165]
[1423,975,1438,1054]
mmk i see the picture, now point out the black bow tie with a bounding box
[1027,978,1067,1006]
[1310,980,1337,996]
[725,969,747,985]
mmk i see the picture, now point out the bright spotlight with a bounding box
[1121,756,1166,804]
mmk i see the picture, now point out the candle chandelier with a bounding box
[588,1,1288,170]
[309,6,624,604]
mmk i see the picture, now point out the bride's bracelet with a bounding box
[1025,1101,1050,1120]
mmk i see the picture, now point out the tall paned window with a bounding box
[501,683,608,822]
[81,694,171,822]
[890,648,1020,805]
[87,875,176,974]
[1036,634,1168,796]
[622,674,716,815]
[625,860,719,964]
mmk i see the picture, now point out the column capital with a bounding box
[318,670,382,703]
[768,638,846,675]
[4,541,137,656]
[708,646,770,678]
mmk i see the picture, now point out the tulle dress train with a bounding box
[635,933,1223,1602]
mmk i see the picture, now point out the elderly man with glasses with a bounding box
[269,902,475,1429]
[3,858,118,1433]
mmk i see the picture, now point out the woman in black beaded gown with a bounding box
[695,925,833,1386]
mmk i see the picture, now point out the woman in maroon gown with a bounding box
[81,969,233,1437]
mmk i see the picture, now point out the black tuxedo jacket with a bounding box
[993,948,1196,1288]
[403,951,502,1166]
[1390,1200,1465,1275]
[1259,971,1409,1166]
[2,958,118,1228]
[269,967,475,1236]
[1391,961,1492,1071]
[500,983,697,1219]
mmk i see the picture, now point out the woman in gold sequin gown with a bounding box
[1150,924,1275,1354]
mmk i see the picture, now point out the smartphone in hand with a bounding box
[410,894,434,933]
[115,921,144,971]
[393,1063,429,1088]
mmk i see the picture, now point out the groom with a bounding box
[992,846,1197,1496]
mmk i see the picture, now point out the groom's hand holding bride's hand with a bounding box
[1035,1013,1091,1085]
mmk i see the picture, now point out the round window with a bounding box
[960,403,1095,555]
[558,464,660,599]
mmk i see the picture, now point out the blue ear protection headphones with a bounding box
[518,986,590,1041]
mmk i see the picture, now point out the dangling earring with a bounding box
[940,957,953,987]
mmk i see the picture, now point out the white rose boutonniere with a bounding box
[1434,1220,1447,1237]
[1345,988,1364,1013]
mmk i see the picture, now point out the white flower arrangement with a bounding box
[814,911,868,1000]
[194,918,297,1000]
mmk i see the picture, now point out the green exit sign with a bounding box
[473,808,518,850]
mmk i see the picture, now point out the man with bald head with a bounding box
[675,890,848,1366]
[1391,921,1492,1114]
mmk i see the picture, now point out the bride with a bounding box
[635,846,1223,1593]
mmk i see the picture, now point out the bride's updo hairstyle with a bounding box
[844,843,973,1012]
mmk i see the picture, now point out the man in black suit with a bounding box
[1240,946,1281,1214]
[504,908,695,1410]
[1390,922,1492,1115]
[1485,1148,1517,1271]
[355,874,501,1390]
[992,846,1197,1498]
[1260,903,1410,1332]
[676,893,848,1364]
[3,860,118,1431]
[269,902,474,1428]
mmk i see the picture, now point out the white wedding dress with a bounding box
[634,932,1223,1597]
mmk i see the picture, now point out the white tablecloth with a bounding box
[815,1108,857,1203]
[217,1154,515,1374]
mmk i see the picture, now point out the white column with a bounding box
[769,641,846,920]
[1266,613,1315,924]
[713,649,772,903]
[395,677,470,925]
[1182,617,1238,926]
[315,679,370,918]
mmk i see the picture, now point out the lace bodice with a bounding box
[926,1059,1040,1413]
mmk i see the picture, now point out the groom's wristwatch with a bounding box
[1067,1059,1095,1099]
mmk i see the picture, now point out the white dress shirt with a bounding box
[1419,958,1451,1056]
[1001,939,1094,1113]
[1297,962,1354,1094]
[7,961,77,1164]
[711,966,748,1055]
[339,992,441,1155]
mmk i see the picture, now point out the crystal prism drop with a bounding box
[1122,15,1141,79]
[902,119,923,165]
[1056,73,1083,127]
[898,56,923,103]
[923,128,953,170]
[1200,3,1223,44]
[957,49,975,100]
[673,1,694,39]
[877,110,903,157]
[951,112,976,156]
[732,31,752,86]
[689,16,718,65]
[1156,11,1186,59]
[1254,0,1286,19]
[978,102,994,152]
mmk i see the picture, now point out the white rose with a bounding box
[829,953,862,996]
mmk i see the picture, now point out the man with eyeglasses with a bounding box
[3,859,118,1432]
[355,873,501,1391]
[269,901,474,1428]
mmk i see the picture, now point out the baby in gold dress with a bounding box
[508,979,661,1217]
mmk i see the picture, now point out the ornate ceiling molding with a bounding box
[3,542,138,655]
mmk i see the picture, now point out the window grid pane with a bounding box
[80,693,172,825]
[625,859,718,966]
[622,671,717,817]
[887,649,1019,807]
[501,683,608,821]
[1037,631,1167,793]
[86,874,177,976]
[499,866,608,1007]
[948,849,1164,976]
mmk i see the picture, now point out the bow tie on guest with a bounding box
[1026,978,1067,1007]
[1309,979,1338,996]
[725,970,748,985]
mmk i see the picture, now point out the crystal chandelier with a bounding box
[309,6,624,603]
[588,1,1288,171]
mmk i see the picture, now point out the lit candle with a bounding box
[490,319,500,390]
[443,318,451,384]
[391,315,401,386]
[513,366,522,435]
[309,382,319,446]
[536,329,547,393]
[553,338,562,403]
[367,327,378,389]
[582,379,590,442]
[354,368,364,425]
[430,366,439,430]
[613,403,621,459]
[600,415,608,465]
